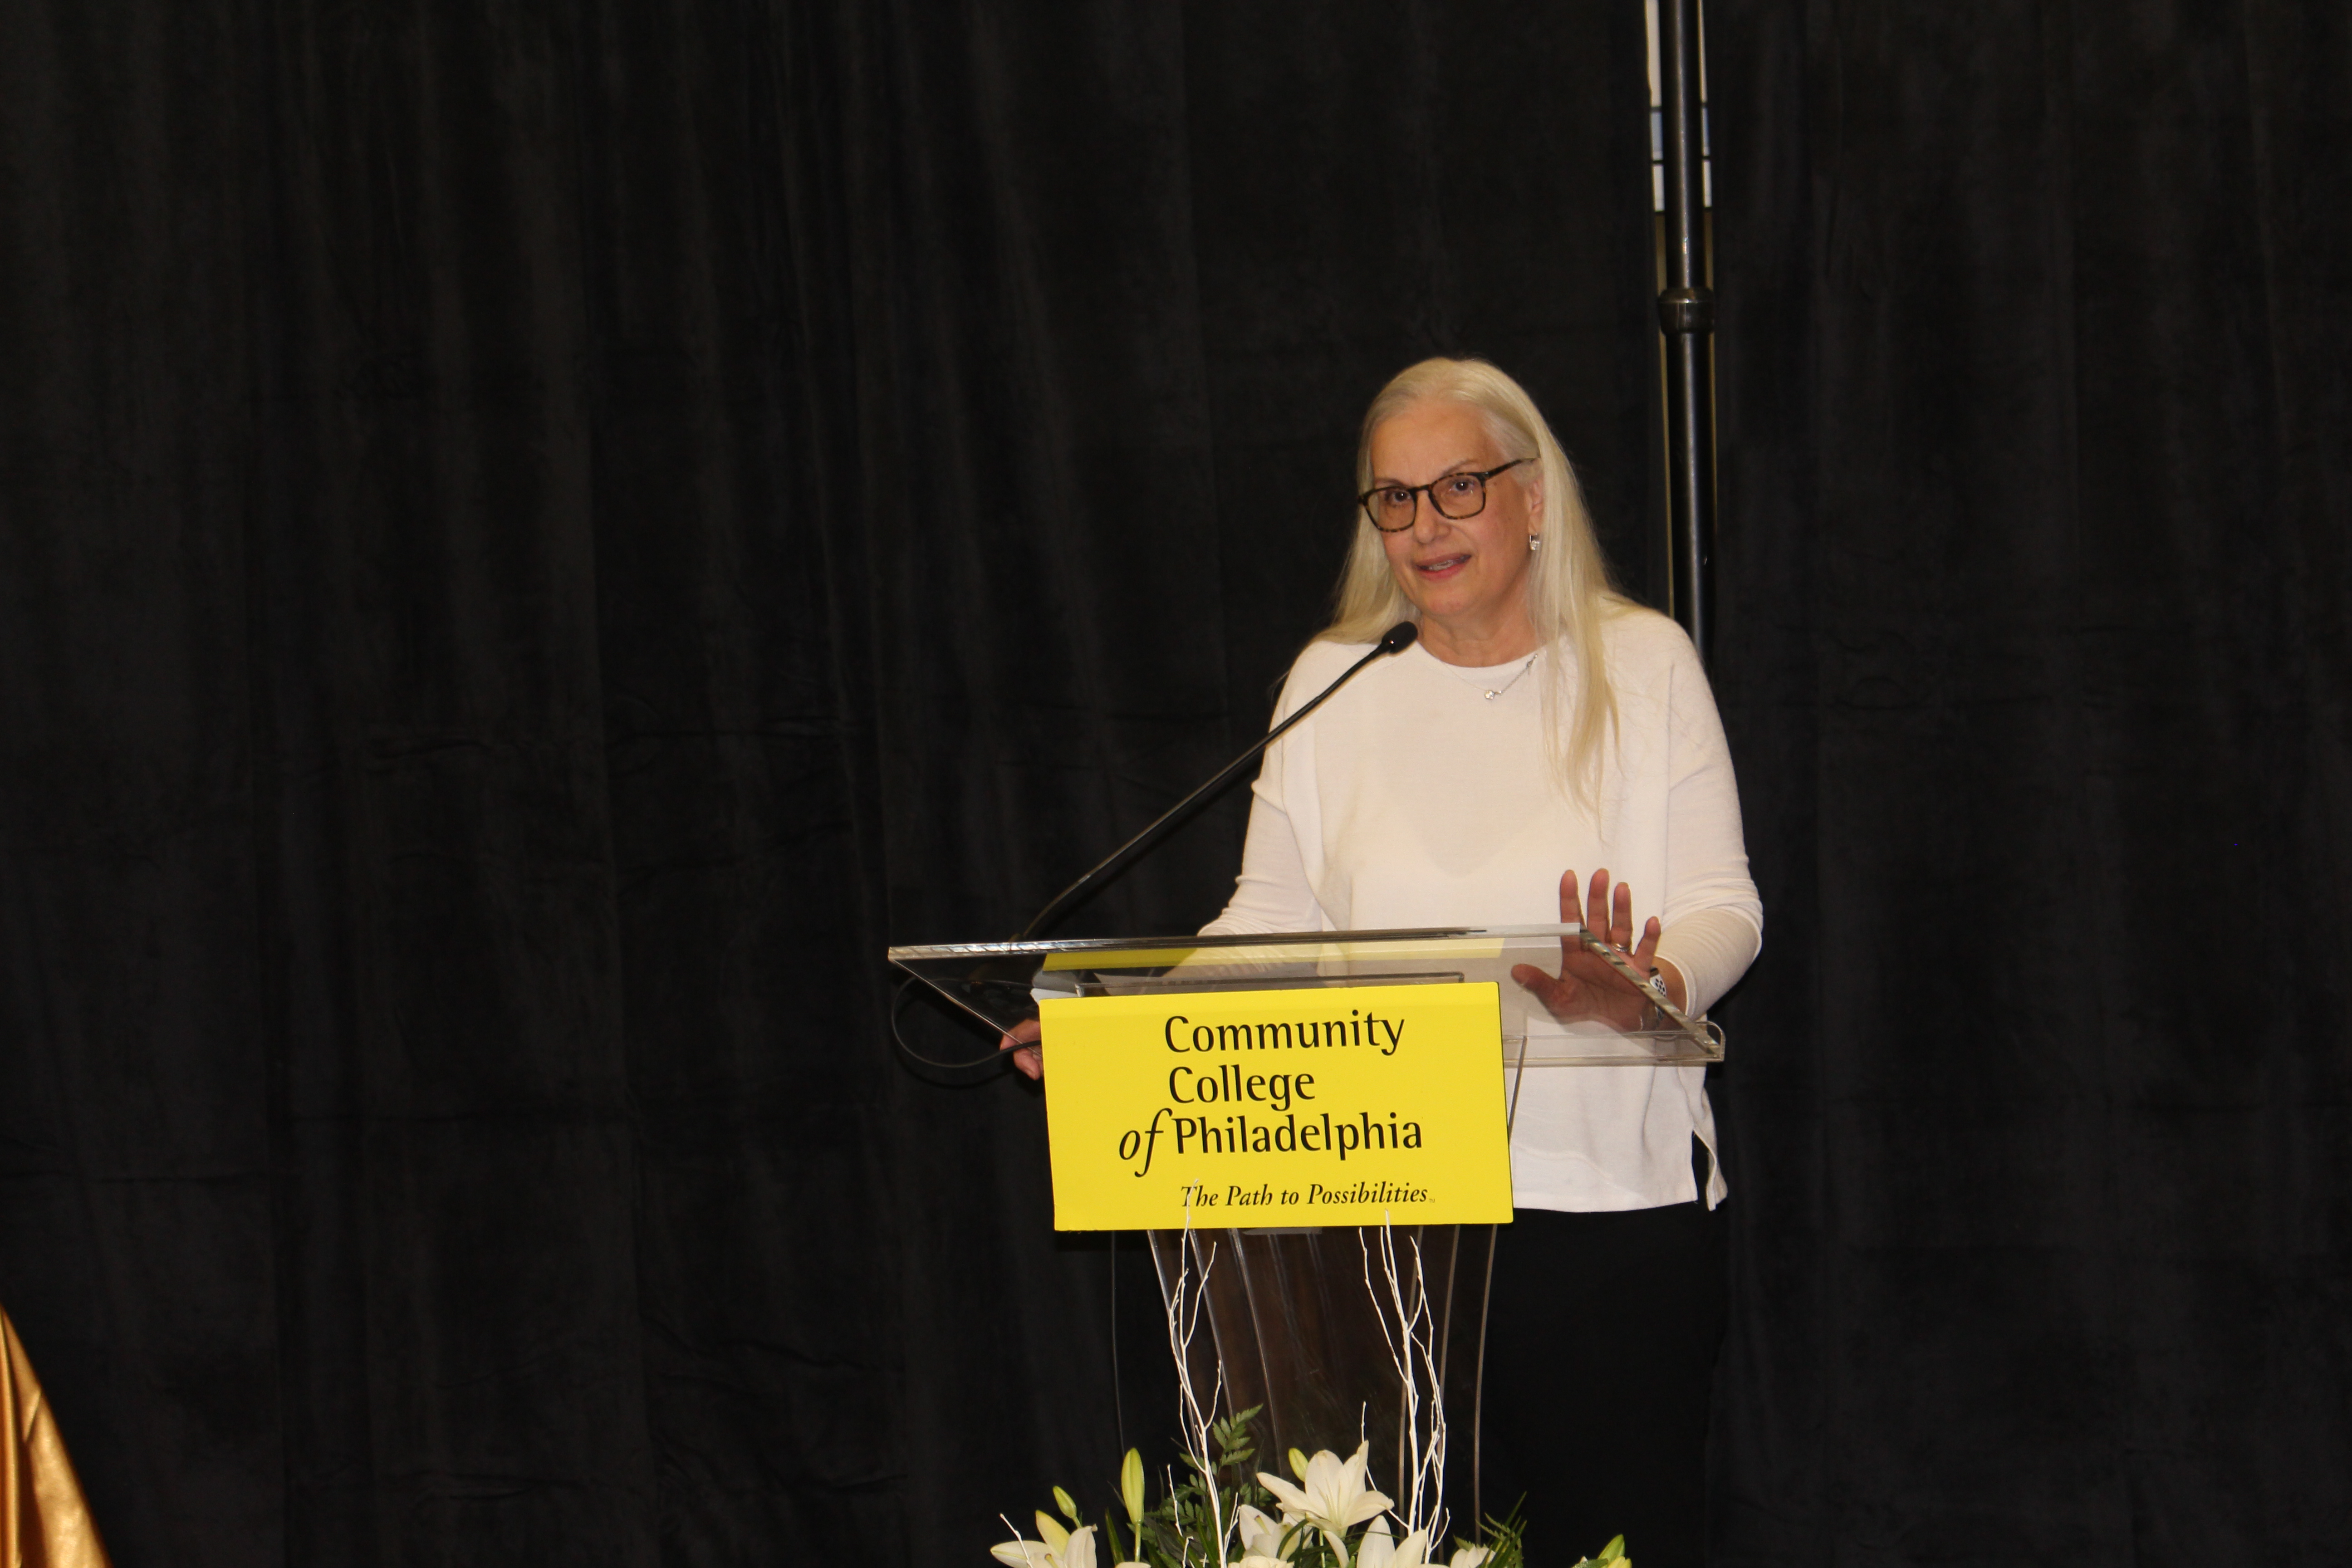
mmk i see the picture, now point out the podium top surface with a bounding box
[888,924,1720,1067]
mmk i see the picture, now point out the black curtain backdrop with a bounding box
[11,3,2350,1565]
[0,5,1658,1565]
[1705,4,2352,1563]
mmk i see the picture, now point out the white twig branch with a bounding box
[1362,1220,1448,1547]
[1164,1205,1238,1567]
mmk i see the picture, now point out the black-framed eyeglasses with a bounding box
[1357,459,1532,532]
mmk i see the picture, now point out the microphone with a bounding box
[1017,621,1418,941]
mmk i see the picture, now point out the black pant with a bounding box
[1468,1151,1726,1568]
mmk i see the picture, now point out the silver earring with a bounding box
[1528,534,1543,552]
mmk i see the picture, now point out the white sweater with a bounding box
[1201,608,1761,1211]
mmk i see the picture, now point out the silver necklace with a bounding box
[1481,654,1539,701]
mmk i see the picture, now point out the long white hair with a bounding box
[1319,357,1631,805]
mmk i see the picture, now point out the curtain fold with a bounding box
[0,4,1656,1563]
[2,1309,111,1568]
[1706,4,2352,1561]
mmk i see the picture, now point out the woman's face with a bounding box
[1366,399,1544,654]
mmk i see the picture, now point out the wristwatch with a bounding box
[1640,968,1671,1032]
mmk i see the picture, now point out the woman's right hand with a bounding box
[998,1018,1042,1080]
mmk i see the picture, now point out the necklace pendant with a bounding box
[1475,653,1538,704]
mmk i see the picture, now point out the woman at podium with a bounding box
[1194,358,1762,1565]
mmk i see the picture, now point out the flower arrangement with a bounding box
[988,1422,1626,1568]
[989,1225,1630,1568]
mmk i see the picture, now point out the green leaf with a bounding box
[1475,1494,1529,1568]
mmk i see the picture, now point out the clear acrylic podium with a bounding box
[888,925,1720,1518]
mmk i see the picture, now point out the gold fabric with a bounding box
[2,1307,110,1568]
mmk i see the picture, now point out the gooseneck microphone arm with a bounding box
[1016,621,1419,941]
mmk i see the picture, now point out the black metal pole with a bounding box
[1659,0,1715,664]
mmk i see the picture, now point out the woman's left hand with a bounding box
[1510,868,1685,1032]
[998,1017,1043,1080]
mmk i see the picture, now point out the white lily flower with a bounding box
[990,1520,1097,1568]
[1354,1517,1432,1568]
[1255,1441,1392,1556]
[1448,1547,1491,1568]
[1235,1503,1296,1563]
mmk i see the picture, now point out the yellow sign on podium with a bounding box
[1039,982,1514,1230]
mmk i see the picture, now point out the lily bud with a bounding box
[1053,1486,1080,1524]
[1120,1448,1146,1525]
[1288,1448,1309,1482]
